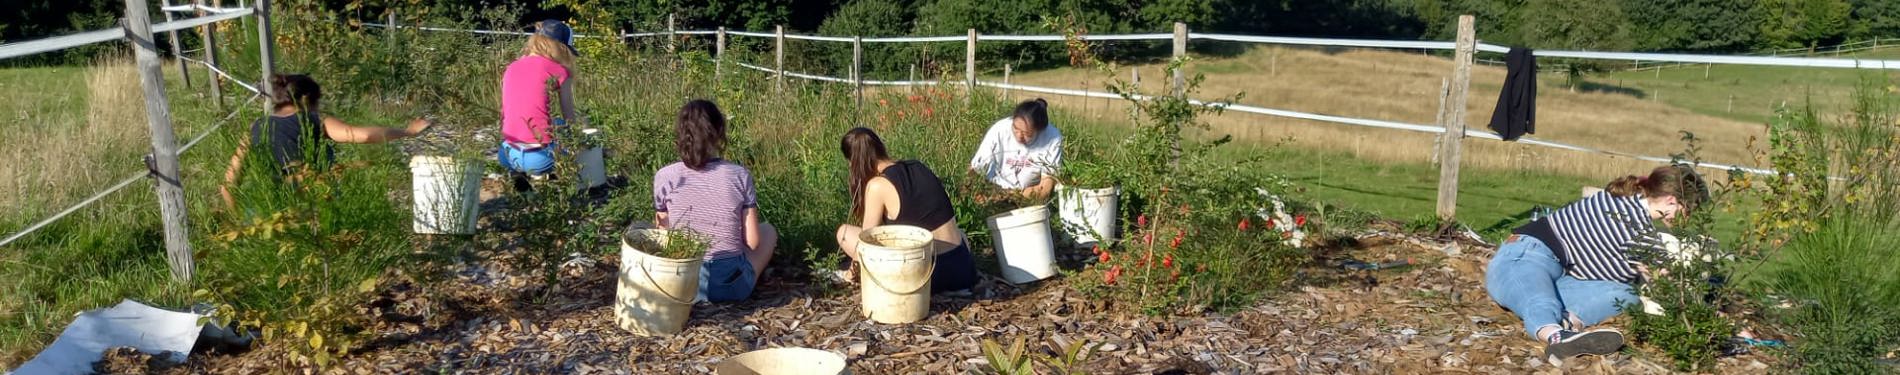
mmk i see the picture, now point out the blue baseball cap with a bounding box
[534,20,577,54]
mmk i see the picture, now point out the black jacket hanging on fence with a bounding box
[1488,47,1537,141]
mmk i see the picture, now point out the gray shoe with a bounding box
[1545,329,1624,361]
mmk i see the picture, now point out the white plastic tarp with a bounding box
[9,300,207,375]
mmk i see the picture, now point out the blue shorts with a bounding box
[498,140,556,176]
[697,255,757,303]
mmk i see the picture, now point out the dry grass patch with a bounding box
[0,54,151,216]
[1007,46,1768,180]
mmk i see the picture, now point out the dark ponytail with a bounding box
[1603,164,1709,213]
[268,74,323,114]
[675,99,729,170]
[1012,98,1050,132]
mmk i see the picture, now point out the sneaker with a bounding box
[1545,329,1625,360]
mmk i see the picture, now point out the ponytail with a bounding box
[1602,164,1710,212]
[1012,98,1051,132]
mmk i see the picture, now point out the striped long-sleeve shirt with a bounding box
[1514,191,1665,283]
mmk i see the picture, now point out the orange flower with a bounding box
[1162,255,1174,268]
[878,99,889,107]
[1238,218,1251,231]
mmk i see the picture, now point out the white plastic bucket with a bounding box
[987,206,1057,284]
[1056,185,1120,246]
[857,225,935,324]
[713,347,850,375]
[408,156,481,234]
[578,146,606,188]
[616,225,704,336]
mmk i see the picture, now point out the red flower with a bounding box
[923,107,935,118]
[1171,269,1181,280]
[1137,214,1148,228]
[1105,266,1122,284]
[1143,231,1154,245]
[908,95,924,103]
[1170,231,1184,249]
[1281,231,1294,239]
[1091,245,1102,255]
[878,99,889,107]
[1162,255,1174,268]
[1295,215,1307,227]
[1265,218,1276,228]
[1099,251,1111,263]
[1238,218,1251,231]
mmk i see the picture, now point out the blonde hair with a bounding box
[523,34,577,68]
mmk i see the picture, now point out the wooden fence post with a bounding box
[385,9,397,50]
[1435,15,1476,223]
[852,36,863,114]
[199,0,223,110]
[1171,22,1186,98]
[160,0,193,88]
[715,27,726,81]
[666,13,676,54]
[257,0,275,110]
[908,64,916,94]
[775,25,785,92]
[966,28,977,105]
[1002,64,1012,101]
[123,0,194,283]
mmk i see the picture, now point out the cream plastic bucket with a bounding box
[616,225,703,336]
[857,225,935,324]
[713,347,850,375]
[577,129,607,188]
[408,156,481,234]
[1056,185,1120,246]
[987,205,1057,284]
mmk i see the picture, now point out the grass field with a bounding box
[1599,48,1900,125]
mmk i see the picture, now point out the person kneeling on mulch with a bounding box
[1485,164,1708,361]
[650,100,778,303]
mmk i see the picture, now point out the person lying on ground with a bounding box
[497,20,583,185]
[837,127,981,294]
[219,74,431,210]
[968,98,1060,201]
[1485,164,1708,362]
[650,100,778,303]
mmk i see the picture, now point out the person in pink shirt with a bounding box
[498,20,582,181]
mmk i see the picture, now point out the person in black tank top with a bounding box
[833,128,980,294]
[219,74,433,210]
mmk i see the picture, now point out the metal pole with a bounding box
[257,0,275,110]
[123,0,194,283]
[775,25,785,92]
[161,0,193,88]
[199,0,223,109]
[1435,15,1476,223]
[853,36,863,114]
[966,29,976,105]
[716,27,726,81]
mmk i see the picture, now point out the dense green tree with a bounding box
[1849,0,1900,39]
[1624,0,1761,52]
[1517,0,1631,51]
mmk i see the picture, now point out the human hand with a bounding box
[407,117,434,136]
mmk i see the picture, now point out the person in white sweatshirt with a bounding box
[969,98,1061,200]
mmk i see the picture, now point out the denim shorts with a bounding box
[697,255,757,303]
[498,140,556,176]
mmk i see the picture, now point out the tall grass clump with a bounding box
[1726,82,1900,373]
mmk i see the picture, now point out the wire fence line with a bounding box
[2,7,263,249]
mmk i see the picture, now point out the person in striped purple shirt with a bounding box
[652,100,778,303]
[1485,164,1707,362]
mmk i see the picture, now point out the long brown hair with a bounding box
[841,127,891,219]
[675,99,728,170]
[1605,164,1709,212]
[522,34,577,68]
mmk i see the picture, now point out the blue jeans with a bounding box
[1485,236,1637,338]
[697,255,758,303]
[498,141,557,176]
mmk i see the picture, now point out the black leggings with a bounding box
[931,243,980,293]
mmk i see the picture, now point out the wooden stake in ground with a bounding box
[853,36,863,121]
[775,25,785,92]
[199,0,223,109]
[1434,15,1476,223]
[666,14,676,54]
[160,0,192,88]
[256,0,275,109]
[124,0,194,283]
[1002,64,1012,101]
[966,29,977,105]
[1170,22,1187,168]
[716,27,726,81]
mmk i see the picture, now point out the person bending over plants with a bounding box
[1485,164,1708,362]
[836,127,981,294]
[219,74,431,210]
[968,98,1061,201]
[651,100,778,302]
[497,20,584,186]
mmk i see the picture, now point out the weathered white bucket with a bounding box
[578,128,607,189]
[987,206,1057,284]
[616,225,703,336]
[408,156,481,234]
[858,225,935,324]
[1056,185,1120,246]
[713,347,851,375]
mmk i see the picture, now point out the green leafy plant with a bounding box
[979,336,1099,375]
